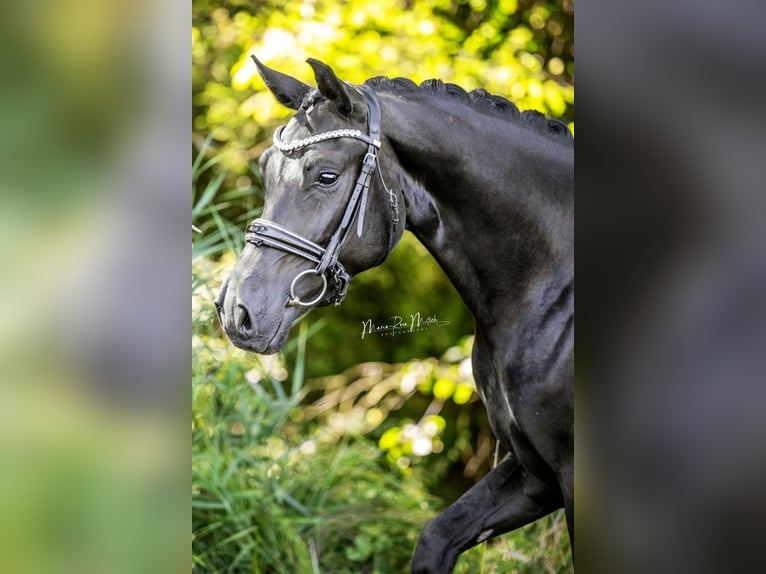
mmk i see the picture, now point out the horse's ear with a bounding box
[251,55,310,110]
[306,58,353,115]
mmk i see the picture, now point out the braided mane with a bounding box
[363,76,573,144]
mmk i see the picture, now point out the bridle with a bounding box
[244,85,398,307]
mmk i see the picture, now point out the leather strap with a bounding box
[245,219,324,264]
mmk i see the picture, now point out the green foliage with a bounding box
[193,262,437,573]
[192,0,573,176]
[192,135,262,261]
[297,335,491,495]
[289,233,476,377]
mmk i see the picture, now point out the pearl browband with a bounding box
[272,126,381,153]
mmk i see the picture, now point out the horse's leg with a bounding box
[411,454,562,574]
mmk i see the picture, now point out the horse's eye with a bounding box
[317,172,339,187]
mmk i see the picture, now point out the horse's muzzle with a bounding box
[214,277,292,355]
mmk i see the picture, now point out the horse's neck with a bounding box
[380,93,573,341]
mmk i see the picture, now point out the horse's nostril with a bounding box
[236,304,253,334]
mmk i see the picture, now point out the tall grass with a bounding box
[192,136,262,260]
[192,270,438,572]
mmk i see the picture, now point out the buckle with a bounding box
[363,151,378,167]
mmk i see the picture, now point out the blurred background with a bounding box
[192,0,573,571]
[577,0,766,572]
[0,0,188,572]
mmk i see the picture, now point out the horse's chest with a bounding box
[471,341,518,446]
[471,338,561,478]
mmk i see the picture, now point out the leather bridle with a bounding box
[244,86,397,307]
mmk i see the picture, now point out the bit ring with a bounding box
[288,269,327,307]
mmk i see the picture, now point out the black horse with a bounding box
[216,58,573,572]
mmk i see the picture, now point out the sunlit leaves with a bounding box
[193,0,574,178]
[453,383,474,404]
[433,378,456,400]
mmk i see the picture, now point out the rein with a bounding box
[245,86,394,307]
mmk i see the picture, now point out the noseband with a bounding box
[245,86,396,307]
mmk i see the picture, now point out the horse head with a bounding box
[216,58,404,354]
